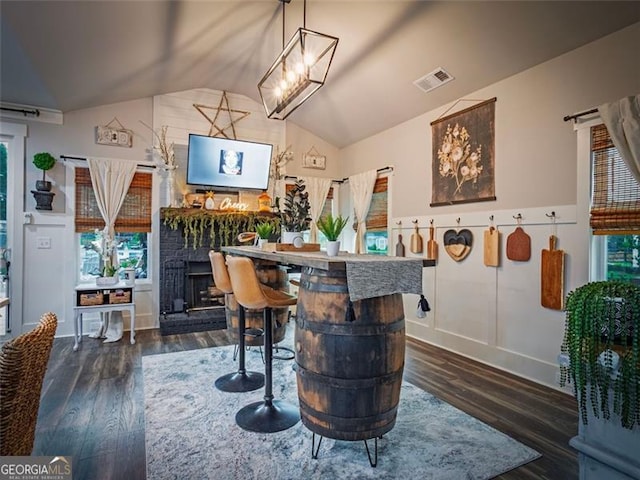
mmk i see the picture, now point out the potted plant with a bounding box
[119,258,137,285]
[31,152,57,210]
[317,214,349,256]
[559,280,640,479]
[255,221,274,248]
[275,179,311,245]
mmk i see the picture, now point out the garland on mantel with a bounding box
[161,208,280,249]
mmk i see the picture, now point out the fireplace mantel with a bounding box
[161,208,278,250]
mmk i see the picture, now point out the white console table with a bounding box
[73,282,135,351]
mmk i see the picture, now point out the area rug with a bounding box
[143,339,540,480]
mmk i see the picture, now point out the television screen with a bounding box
[186,134,273,190]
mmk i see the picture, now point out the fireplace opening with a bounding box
[185,261,224,313]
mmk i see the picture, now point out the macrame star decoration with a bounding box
[193,91,251,139]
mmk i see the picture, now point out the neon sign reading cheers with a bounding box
[218,197,248,211]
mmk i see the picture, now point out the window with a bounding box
[75,167,152,282]
[364,176,388,255]
[590,124,640,285]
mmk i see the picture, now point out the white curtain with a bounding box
[88,157,136,343]
[349,169,378,254]
[599,94,640,184]
[301,176,332,243]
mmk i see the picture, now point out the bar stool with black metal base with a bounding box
[226,255,300,433]
[209,251,265,393]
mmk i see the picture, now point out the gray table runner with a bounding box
[344,256,423,301]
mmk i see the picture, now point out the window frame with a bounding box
[578,119,639,284]
[74,165,153,285]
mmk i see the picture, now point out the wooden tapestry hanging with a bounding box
[430,97,496,206]
[95,117,133,148]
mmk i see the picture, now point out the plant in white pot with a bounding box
[559,280,640,479]
[317,214,349,256]
[255,221,275,248]
[276,179,311,245]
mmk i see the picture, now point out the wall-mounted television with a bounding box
[186,134,273,190]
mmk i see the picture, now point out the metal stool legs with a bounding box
[215,305,265,392]
[235,307,300,433]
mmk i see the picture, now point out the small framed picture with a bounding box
[302,153,326,170]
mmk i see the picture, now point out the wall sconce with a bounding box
[258,0,338,120]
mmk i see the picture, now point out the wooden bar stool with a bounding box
[226,255,300,433]
[209,252,264,393]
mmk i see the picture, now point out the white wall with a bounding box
[337,22,640,389]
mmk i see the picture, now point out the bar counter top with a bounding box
[221,246,435,272]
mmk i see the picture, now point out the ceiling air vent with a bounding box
[413,67,454,93]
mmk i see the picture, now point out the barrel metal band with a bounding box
[296,363,403,388]
[295,316,405,335]
[299,397,399,427]
[300,279,348,293]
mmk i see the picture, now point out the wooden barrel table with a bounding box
[225,262,289,346]
[294,267,405,441]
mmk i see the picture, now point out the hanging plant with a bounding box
[162,208,279,249]
[559,280,640,429]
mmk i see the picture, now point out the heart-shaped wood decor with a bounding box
[443,229,473,262]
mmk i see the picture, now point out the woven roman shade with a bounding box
[365,176,388,231]
[75,167,152,233]
[590,124,640,235]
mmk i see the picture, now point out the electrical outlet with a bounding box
[37,237,51,249]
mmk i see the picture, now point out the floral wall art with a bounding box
[430,98,496,206]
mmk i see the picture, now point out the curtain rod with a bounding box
[0,106,40,117]
[563,108,598,123]
[284,166,393,184]
[61,155,156,169]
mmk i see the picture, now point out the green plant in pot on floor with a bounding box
[317,214,349,256]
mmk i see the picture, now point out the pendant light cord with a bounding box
[282,1,286,49]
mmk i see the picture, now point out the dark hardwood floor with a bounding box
[34,327,578,479]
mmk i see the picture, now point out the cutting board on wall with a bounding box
[541,235,565,310]
[506,226,531,261]
[426,224,438,261]
[395,233,405,257]
[410,223,423,254]
[483,227,500,267]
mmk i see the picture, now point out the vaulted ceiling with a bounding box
[1,1,638,148]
